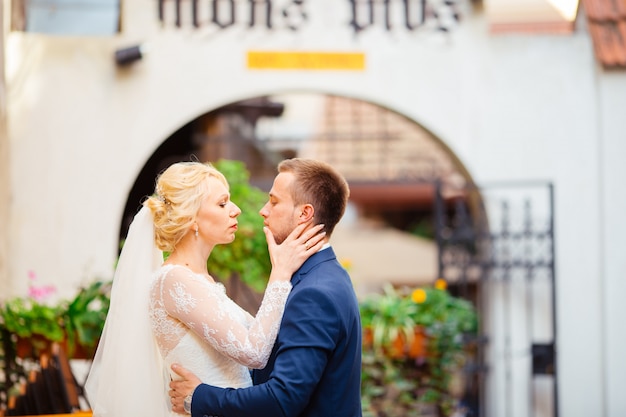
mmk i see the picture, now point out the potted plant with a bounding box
[360,284,424,359]
[0,276,111,412]
[0,276,111,360]
[62,280,112,358]
[360,280,478,417]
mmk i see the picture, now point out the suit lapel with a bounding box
[290,247,336,287]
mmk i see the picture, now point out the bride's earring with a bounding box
[195,226,199,238]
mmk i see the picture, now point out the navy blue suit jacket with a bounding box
[191,247,363,417]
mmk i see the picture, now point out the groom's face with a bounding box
[259,172,300,244]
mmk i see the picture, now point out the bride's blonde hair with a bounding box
[143,161,228,252]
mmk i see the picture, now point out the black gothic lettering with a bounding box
[282,0,307,31]
[248,0,273,29]
[383,0,391,30]
[153,0,460,35]
[404,0,426,30]
[348,0,462,34]
[191,0,199,27]
[212,0,236,29]
[434,0,461,32]
[175,0,182,27]
[348,0,394,32]
[349,0,374,33]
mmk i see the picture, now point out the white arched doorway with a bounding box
[121,92,474,295]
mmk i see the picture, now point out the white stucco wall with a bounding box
[3,0,626,415]
[0,3,8,298]
[598,71,626,417]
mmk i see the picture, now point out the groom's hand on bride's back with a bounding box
[169,363,202,414]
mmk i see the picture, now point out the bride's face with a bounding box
[195,177,241,245]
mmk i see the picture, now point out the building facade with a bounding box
[1,0,625,415]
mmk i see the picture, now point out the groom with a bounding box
[169,158,363,417]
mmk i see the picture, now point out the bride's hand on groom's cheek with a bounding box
[169,363,202,414]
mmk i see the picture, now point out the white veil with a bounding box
[85,206,169,417]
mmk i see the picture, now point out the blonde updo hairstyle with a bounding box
[143,162,228,252]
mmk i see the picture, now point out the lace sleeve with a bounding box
[159,266,291,369]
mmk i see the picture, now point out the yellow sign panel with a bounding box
[247,51,365,70]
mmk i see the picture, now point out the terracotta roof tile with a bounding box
[618,0,626,16]
[615,22,626,64]
[583,0,600,20]
[619,19,626,37]
[583,0,626,68]
[489,21,575,34]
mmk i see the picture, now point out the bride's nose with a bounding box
[230,203,241,217]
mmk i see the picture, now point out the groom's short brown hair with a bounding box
[277,158,349,237]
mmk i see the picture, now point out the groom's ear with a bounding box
[297,204,314,224]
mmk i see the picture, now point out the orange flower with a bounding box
[339,258,353,271]
[411,288,427,304]
[434,278,447,291]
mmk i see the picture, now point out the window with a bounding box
[11,0,120,36]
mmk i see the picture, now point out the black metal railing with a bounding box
[434,181,557,417]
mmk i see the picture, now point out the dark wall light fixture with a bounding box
[114,44,146,66]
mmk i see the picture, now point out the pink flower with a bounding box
[27,285,56,301]
[26,270,57,302]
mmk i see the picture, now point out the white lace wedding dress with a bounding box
[149,264,291,416]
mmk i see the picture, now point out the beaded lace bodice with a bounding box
[149,264,291,394]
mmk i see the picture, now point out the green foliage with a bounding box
[63,280,112,356]
[360,285,419,354]
[359,282,478,416]
[0,298,65,342]
[0,280,111,358]
[361,349,432,417]
[408,218,434,240]
[0,279,112,410]
[207,159,272,292]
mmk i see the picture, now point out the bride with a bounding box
[85,161,324,417]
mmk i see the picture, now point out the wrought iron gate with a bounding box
[434,181,557,417]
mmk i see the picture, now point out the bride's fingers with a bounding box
[263,226,276,247]
[302,227,326,249]
[278,223,326,249]
[304,237,325,252]
[286,222,311,240]
[296,223,324,241]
